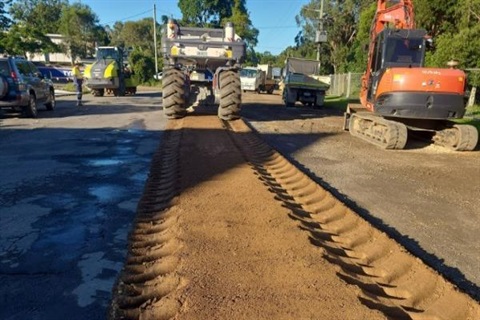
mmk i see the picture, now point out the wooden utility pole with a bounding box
[316,0,325,63]
[153,4,158,76]
[306,0,327,74]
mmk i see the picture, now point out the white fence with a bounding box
[326,72,362,99]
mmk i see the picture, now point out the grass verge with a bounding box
[324,96,359,112]
[455,104,480,131]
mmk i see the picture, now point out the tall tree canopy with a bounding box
[178,0,233,27]
[58,2,103,62]
[0,0,12,31]
[0,0,11,53]
[9,0,67,34]
[293,0,369,74]
[113,18,156,53]
[2,0,66,56]
[221,0,258,49]
[419,0,480,86]
[1,22,58,57]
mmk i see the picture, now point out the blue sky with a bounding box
[79,0,310,55]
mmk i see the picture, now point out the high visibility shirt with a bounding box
[72,66,83,79]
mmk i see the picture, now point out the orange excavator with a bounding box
[344,0,478,150]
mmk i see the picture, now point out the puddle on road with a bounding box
[131,172,148,183]
[89,185,127,203]
[87,159,124,167]
[34,224,86,248]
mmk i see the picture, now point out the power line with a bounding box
[102,9,153,25]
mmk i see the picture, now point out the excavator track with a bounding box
[348,113,408,149]
[432,124,479,151]
[109,115,480,319]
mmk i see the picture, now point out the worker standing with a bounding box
[72,62,83,106]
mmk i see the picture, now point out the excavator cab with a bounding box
[367,28,427,101]
[381,29,426,67]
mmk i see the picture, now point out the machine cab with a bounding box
[367,28,427,101]
[96,47,124,63]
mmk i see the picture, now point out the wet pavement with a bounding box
[0,94,165,319]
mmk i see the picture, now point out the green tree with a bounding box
[255,51,278,66]
[295,0,366,74]
[9,0,67,34]
[1,22,58,57]
[128,48,156,83]
[415,0,459,38]
[58,2,104,62]
[426,0,480,87]
[0,0,12,31]
[3,0,66,57]
[0,0,12,53]
[221,0,258,49]
[346,2,376,72]
[178,0,233,27]
[118,18,156,53]
[106,21,125,47]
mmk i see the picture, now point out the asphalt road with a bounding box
[0,91,166,319]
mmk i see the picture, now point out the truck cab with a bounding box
[240,67,262,92]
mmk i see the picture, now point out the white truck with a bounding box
[240,64,276,94]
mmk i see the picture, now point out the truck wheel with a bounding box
[23,94,38,118]
[45,89,55,111]
[283,90,294,108]
[218,70,241,121]
[163,68,187,119]
[92,89,105,97]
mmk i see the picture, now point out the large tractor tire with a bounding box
[163,68,187,119]
[218,70,241,121]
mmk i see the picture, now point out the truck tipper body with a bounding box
[282,57,329,108]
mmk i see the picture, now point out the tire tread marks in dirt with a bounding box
[163,68,187,119]
[109,120,184,320]
[225,119,480,320]
[218,70,241,121]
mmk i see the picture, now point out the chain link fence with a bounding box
[326,73,362,98]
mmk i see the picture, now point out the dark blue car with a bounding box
[38,66,72,83]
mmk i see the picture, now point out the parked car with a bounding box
[38,66,72,84]
[0,56,55,118]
